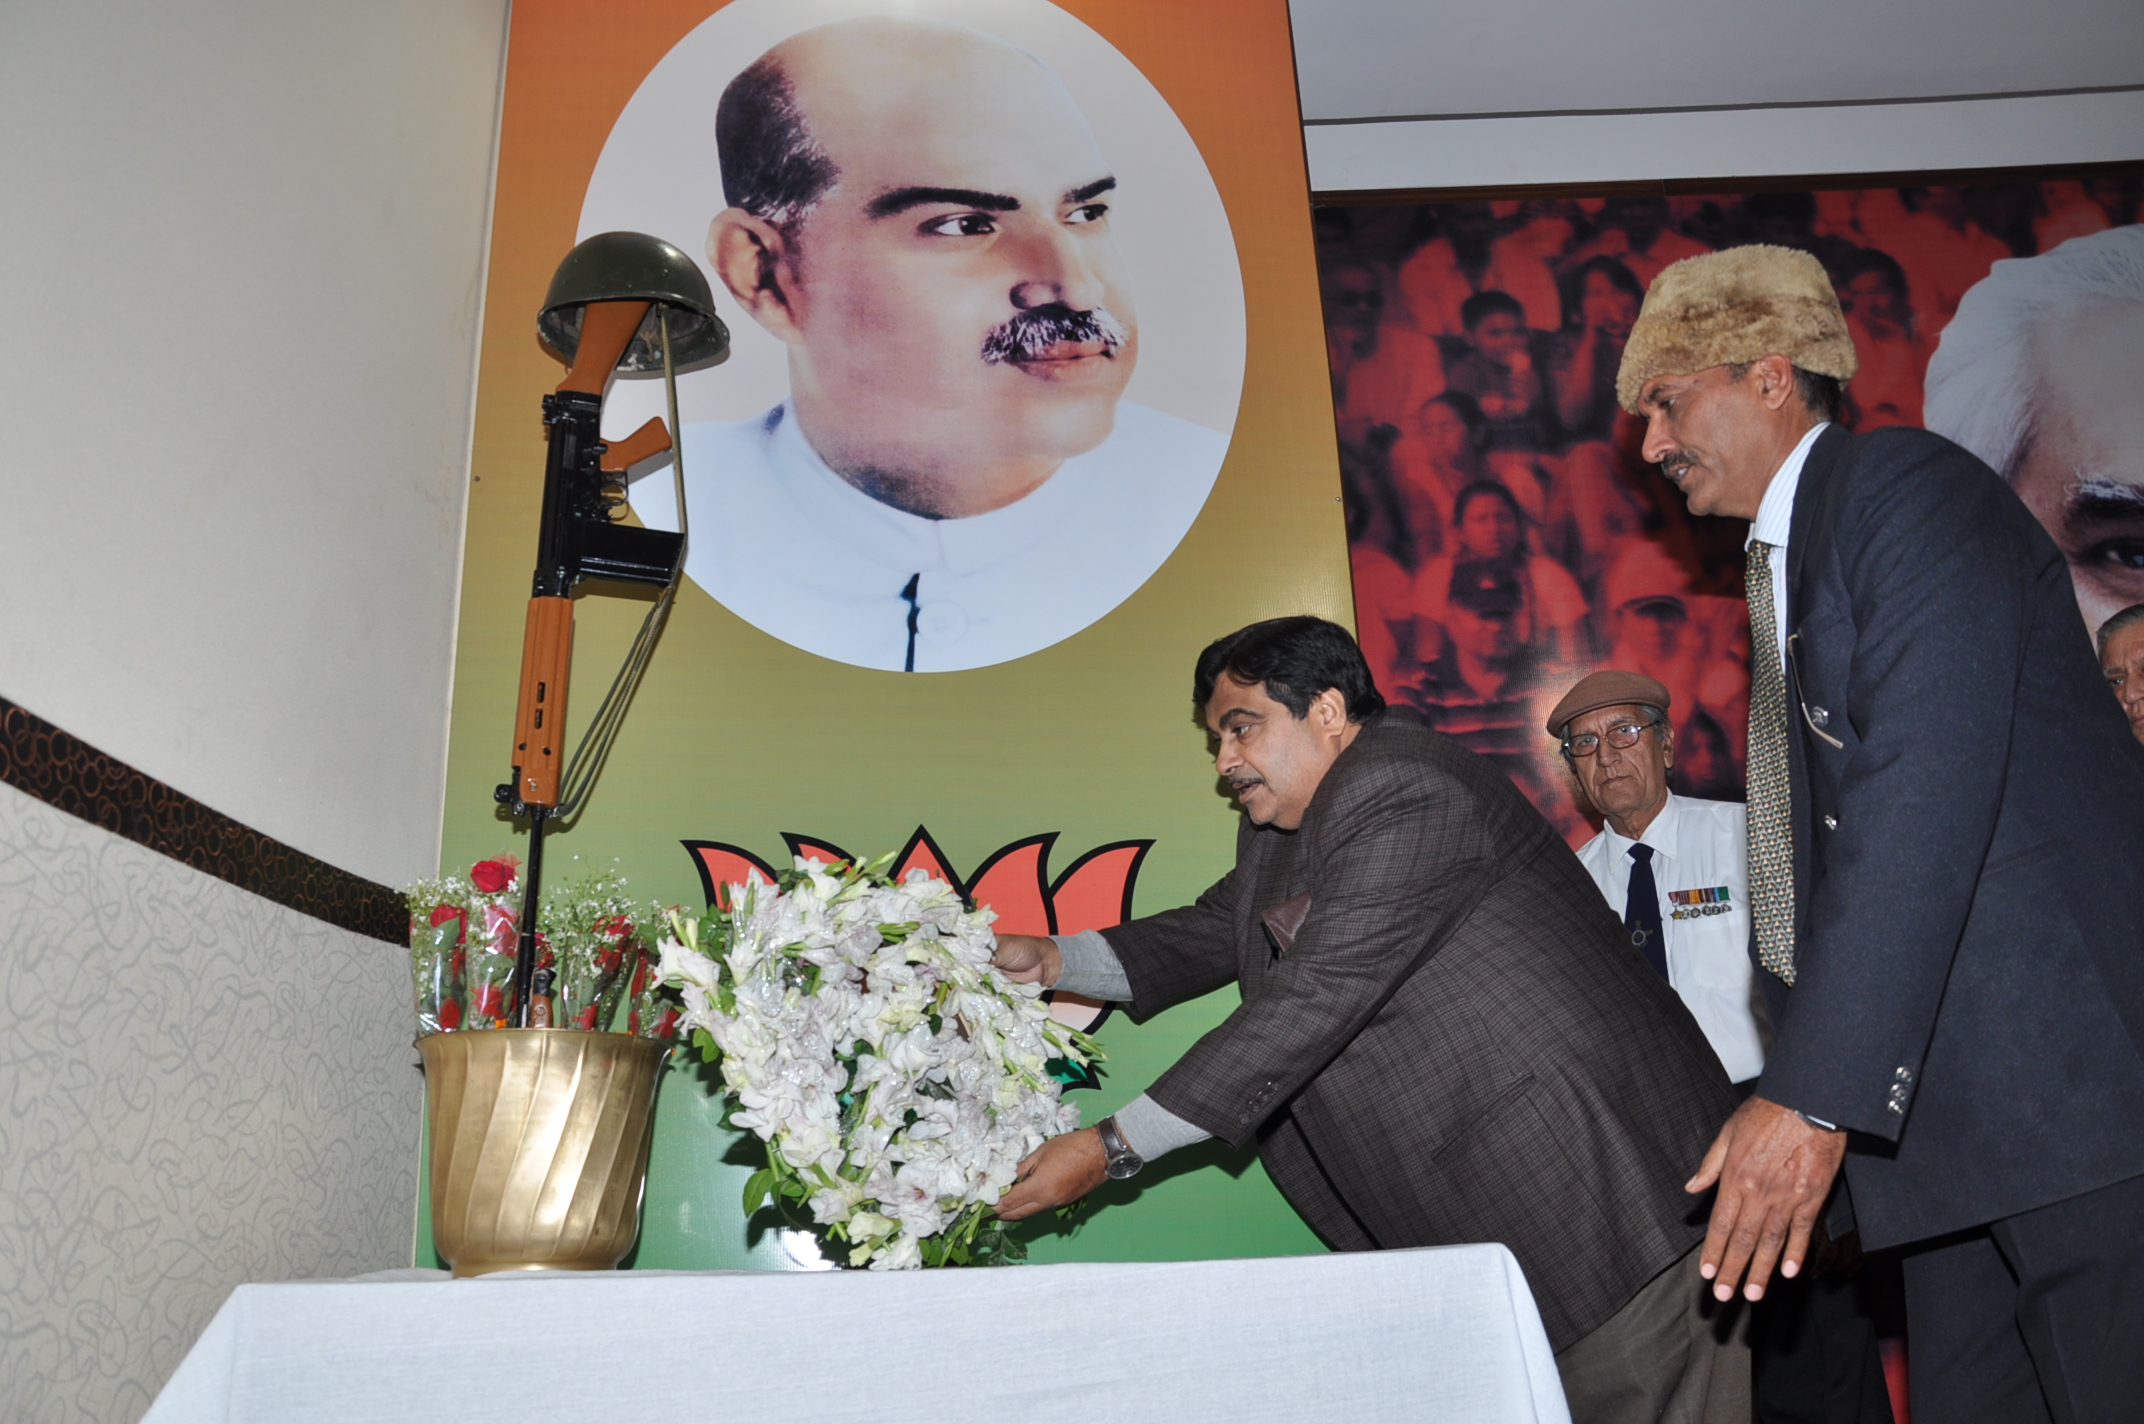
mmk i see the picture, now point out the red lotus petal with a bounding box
[686,843,777,910]
[788,838,850,869]
[1050,842,1153,933]
[966,836,1055,936]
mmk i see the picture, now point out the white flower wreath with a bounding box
[655,853,1099,1267]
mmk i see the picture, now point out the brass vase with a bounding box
[419,1029,670,1277]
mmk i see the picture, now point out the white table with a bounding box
[144,1245,1571,1423]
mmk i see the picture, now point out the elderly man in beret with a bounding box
[1552,671,1765,1086]
[1620,244,2144,1424]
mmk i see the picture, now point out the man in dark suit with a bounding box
[994,616,1745,1421]
[1619,244,2144,1424]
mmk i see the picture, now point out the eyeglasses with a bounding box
[1563,720,1656,758]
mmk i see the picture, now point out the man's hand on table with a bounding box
[1685,1094,1848,1301]
[993,932,1061,987]
[994,1127,1107,1221]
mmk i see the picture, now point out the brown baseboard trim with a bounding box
[0,696,407,945]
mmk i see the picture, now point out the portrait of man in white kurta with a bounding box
[602,2,1244,672]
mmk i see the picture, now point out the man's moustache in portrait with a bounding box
[1225,774,1263,795]
[1658,451,1696,486]
[980,304,1130,366]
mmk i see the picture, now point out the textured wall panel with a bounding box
[0,782,420,1424]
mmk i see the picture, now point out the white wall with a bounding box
[0,4,507,1419]
[0,0,509,888]
[1289,0,2144,190]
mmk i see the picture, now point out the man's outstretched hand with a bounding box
[993,933,1061,987]
[1686,1094,1848,1301]
[994,1128,1106,1222]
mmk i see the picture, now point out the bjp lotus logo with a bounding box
[682,827,1152,1090]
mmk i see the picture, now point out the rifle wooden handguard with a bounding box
[510,595,574,808]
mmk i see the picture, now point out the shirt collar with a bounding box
[1745,421,1829,551]
[1602,791,1682,863]
[767,402,1101,576]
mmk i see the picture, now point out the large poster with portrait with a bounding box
[1316,175,2144,842]
[587,2,1246,672]
[437,0,1345,1271]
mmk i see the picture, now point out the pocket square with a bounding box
[1261,892,1313,956]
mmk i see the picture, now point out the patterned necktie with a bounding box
[1624,844,1669,981]
[1745,540,1797,985]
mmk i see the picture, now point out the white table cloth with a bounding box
[144,1244,1571,1423]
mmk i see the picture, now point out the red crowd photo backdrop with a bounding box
[1315,170,2144,845]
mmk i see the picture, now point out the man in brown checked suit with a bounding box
[995,616,1743,1422]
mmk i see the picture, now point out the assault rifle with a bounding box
[495,232,728,1026]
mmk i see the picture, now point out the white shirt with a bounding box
[1745,421,1829,670]
[628,400,1228,672]
[1575,793,1769,1082]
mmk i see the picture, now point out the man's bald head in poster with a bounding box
[706,16,1138,521]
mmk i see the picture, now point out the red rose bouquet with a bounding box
[405,857,521,1035]
[405,856,680,1039]
[543,865,646,1033]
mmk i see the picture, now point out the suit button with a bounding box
[1810,706,1830,728]
[1822,815,1839,831]
[1894,1066,1913,1083]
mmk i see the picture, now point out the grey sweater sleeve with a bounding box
[1051,929,1133,1001]
[1114,1092,1212,1160]
[1050,932,1212,1161]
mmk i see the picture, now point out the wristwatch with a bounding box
[1096,1114,1144,1179]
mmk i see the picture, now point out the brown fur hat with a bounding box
[1615,244,1858,412]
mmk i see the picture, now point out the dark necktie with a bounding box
[1625,844,1669,981]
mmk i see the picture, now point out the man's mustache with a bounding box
[981,304,1130,366]
[1226,774,1263,795]
[1659,450,1696,485]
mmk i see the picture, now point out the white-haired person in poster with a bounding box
[649,16,1226,673]
[1926,222,2144,637]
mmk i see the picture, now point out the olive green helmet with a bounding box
[536,230,730,375]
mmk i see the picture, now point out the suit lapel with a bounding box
[1781,423,1861,953]
[1785,423,1852,625]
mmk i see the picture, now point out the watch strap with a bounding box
[1096,1114,1143,1177]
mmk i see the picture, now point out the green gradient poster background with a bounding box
[427,0,1348,1268]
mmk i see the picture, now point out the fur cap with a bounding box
[1615,244,1858,412]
